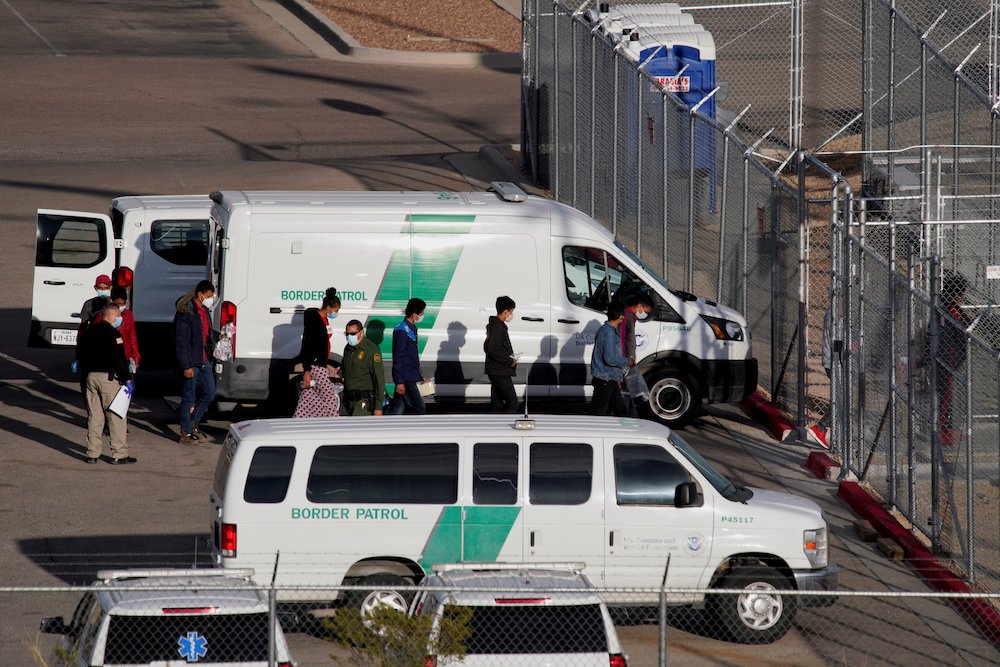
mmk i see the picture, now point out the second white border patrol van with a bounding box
[208,183,756,427]
[208,414,837,644]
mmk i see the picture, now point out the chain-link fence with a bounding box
[15,581,1000,666]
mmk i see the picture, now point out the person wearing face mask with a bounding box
[293,288,342,418]
[619,293,654,416]
[94,286,140,376]
[78,303,134,464]
[484,295,519,413]
[388,297,428,415]
[72,274,113,378]
[174,280,218,445]
[341,319,385,416]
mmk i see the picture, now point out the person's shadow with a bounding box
[558,320,599,400]
[527,335,557,388]
[435,321,470,403]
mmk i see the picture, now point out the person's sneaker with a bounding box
[85,457,99,464]
[108,456,137,465]
[806,425,829,448]
[191,427,209,442]
[178,432,200,446]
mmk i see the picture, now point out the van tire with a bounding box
[711,566,795,644]
[347,574,414,618]
[646,371,699,428]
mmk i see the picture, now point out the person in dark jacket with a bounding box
[294,288,342,418]
[174,280,217,445]
[78,303,134,464]
[937,271,972,446]
[388,297,428,415]
[590,301,629,416]
[485,295,518,413]
[341,319,386,415]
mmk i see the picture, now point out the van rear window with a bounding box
[307,444,458,504]
[35,214,107,268]
[457,603,608,654]
[244,447,296,503]
[150,219,209,266]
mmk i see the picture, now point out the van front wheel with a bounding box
[348,574,413,618]
[711,566,795,644]
[646,371,699,428]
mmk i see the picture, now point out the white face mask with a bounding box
[636,310,648,321]
[346,333,360,347]
[201,296,215,309]
[414,314,424,324]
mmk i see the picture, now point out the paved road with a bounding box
[0,1,995,665]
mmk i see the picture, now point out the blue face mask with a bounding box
[96,290,111,298]
[329,312,339,320]
[112,316,123,329]
[346,333,360,347]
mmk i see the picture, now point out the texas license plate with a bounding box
[50,329,77,346]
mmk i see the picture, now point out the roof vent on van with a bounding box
[490,181,528,203]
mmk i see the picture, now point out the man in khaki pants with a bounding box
[78,303,135,464]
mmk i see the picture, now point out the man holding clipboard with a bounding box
[78,303,135,465]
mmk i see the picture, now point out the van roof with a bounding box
[230,414,671,442]
[93,575,267,615]
[111,194,212,211]
[422,566,602,606]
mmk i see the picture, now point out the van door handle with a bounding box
[521,316,544,322]
[530,531,535,547]
[557,318,579,324]
[609,531,615,547]
[43,280,65,286]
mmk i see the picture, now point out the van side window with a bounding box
[244,447,296,504]
[150,219,209,265]
[529,443,592,505]
[473,443,518,505]
[613,444,690,505]
[308,444,459,504]
[35,214,108,268]
[562,246,644,313]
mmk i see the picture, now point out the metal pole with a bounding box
[613,52,620,235]
[888,0,897,188]
[590,26,597,217]
[718,133,731,301]
[663,93,669,278]
[532,0,540,182]
[741,151,750,317]
[862,0,873,157]
[658,555,670,667]
[637,69,643,255]
[796,151,807,431]
[928,257,941,548]
[856,200,869,477]
[907,244,917,516]
[687,113,697,291]
[841,189,855,476]
[829,180,841,454]
[572,17,578,207]
[888,216,898,509]
[953,72,961,219]
[790,0,804,149]
[770,181,780,403]
[965,333,974,584]
[553,1,560,199]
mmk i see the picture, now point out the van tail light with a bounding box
[494,598,549,604]
[610,654,628,667]
[163,607,218,614]
[221,301,237,356]
[220,523,237,557]
[424,657,437,667]
[113,266,134,288]
[278,663,292,667]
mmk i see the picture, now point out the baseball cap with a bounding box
[94,274,112,287]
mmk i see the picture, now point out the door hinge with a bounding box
[113,239,125,249]
[221,238,230,249]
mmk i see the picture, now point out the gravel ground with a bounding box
[310,0,521,52]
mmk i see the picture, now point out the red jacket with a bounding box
[94,308,140,366]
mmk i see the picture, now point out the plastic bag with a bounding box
[213,323,236,362]
[623,367,650,400]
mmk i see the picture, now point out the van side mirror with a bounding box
[40,617,67,634]
[674,482,699,508]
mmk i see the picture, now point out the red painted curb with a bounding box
[804,451,838,479]
[837,481,1000,647]
[740,392,794,441]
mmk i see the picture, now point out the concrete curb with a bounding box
[837,481,1000,649]
[803,451,839,479]
[275,0,521,70]
[739,392,795,441]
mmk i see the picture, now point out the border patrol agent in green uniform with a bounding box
[341,319,386,415]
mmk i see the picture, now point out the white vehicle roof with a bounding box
[90,569,268,615]
[422,564,602,607]
[111,194,212,211]
[229,414,673,443]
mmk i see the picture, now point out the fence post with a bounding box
[965,332,975,585]
[770,180,779,403]
[663,93,670,279]
[741,148,751,318]
[856,201,869,476]
[862,0,873,156]
[637,68,643,254]
[571,14,578,208]
[906,244,917,515]
[887,0,897,185]
[829,179,841,454]
[590,25,597,217]
[796,151,807,431]
[687,112,697,291]
[790,0,804,149]
[841,191,854,476]
[928,257,941,549]
[612,50,620,235]
[888,216,898,509]
[552,1,560,199]
[658,554,670,667]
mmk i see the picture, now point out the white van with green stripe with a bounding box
[207,182,756,427]
[209,414,837,644]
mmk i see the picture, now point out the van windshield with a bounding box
[669,434,744,502]
[613,240,672,292]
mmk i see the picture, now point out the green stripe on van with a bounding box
[419,506,521,571]
[370,214,476,359]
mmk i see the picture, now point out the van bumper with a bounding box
[703,358,758,403]
[792,562,839,607]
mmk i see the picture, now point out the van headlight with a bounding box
[701,315,744,341]
[803,528,828,568]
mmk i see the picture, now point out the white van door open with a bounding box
[30,210,115,348]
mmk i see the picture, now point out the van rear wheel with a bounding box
[646,371,699,428]
[347,574,413,618]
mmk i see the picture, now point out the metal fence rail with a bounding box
[13,583,1000,666]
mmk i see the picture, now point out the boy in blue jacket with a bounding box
[388,297,428,415]
[590,301,629,416]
